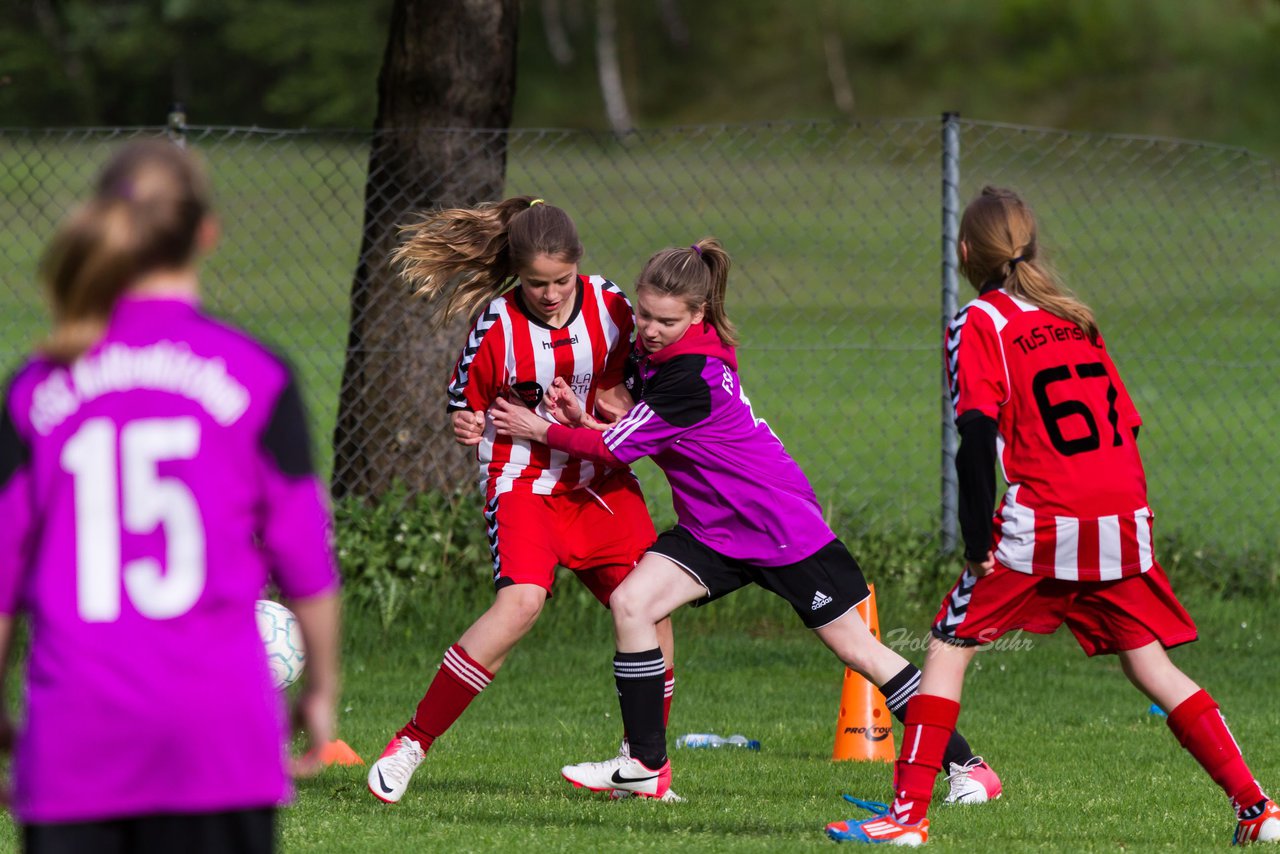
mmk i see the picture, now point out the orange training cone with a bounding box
[315,739,365,767]
[832,584,896,762]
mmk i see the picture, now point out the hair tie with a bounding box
[529,198,545,207]
[690,244,703,256]
[1009,255,1026,269]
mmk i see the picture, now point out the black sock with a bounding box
[614,648,667,769]
[879,662,976,768]
[879,663,921,723]
[941,728,977,769]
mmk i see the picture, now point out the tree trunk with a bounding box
[332,0,519,500]
[822,1,854,115]
[541,0,574,65]
[823,30,855,115]
[655,0,688,49]
[595,0,632,134]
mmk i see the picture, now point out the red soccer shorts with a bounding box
[932,560,1198,656]
[488,468,655,606]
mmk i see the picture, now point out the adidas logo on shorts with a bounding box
[811,590,833,610]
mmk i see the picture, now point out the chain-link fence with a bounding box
[1,118,1277,565]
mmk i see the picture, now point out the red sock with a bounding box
[1167,690,1266,814]
[663,667,675,727]
[890,694,960,825]
[397,643,493,751]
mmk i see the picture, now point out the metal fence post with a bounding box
[940,111,961,553]
[167,102,188,148]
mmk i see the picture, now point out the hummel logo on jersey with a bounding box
[610,768,658,786]
[811,590,833,610]
[541,335,579,350]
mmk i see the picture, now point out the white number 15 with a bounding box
[61,417,206,622]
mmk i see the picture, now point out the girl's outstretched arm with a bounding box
[492,397,620,466]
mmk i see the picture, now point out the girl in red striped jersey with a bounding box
[365,197,675,804]
[833,187,1277,846]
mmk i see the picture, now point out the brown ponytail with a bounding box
[636,237,739,347]
[394,196,584,324]
[958,186,1098,342]
[38,138,211,362]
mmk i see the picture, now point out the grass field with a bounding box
[4,584,1271,852]
[270,588,1280,853]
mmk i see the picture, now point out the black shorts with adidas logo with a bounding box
[648,527,871,629]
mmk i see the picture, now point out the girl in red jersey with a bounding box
[366,197,675,804]
[829,186,1278,847]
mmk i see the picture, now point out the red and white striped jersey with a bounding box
[947,287,1153,581]
[448,275,634,500]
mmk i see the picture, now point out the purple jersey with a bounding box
[0,296,340,823]
[603,324,833,566]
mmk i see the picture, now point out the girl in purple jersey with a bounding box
[0,139,341,854]
[363,197,675,806]
[491,238,998,802]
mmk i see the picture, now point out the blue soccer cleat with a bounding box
[825,795,929,846]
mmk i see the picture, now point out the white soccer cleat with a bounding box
[603,737,684,801]
[607,739,633,800]
[943,756,1002,804]
[367,736,425,804]
[562,752,671,799]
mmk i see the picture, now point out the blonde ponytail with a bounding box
[38,139,210,362]
[394,196,583,324]
[637,237,739,347]
[959,186,1098,341]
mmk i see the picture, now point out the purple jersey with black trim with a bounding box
[603,324,833,566]
[0,296,340,824]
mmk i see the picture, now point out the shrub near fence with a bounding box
[1,118,1277,590]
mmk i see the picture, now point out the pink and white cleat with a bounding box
[366,736,425,804]
[562,753,671,799]
[943,756,1002,805]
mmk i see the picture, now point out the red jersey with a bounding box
[448,275,633,500]
[947,288,1152,581]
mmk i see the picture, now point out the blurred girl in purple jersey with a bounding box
[491,238,998,803]
[0,139,341,854]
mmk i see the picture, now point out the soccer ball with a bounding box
[255,599,306,690]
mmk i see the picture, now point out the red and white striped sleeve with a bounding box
[596,279,635,390]
[447,302,507,413]
[946,298,1008,425]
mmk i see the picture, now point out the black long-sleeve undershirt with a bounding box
[955,411,998,563]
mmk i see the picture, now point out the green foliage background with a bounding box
[3,1,1280,155]
[332,490,1277,637]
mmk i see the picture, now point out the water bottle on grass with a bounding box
[675,733,761,750]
